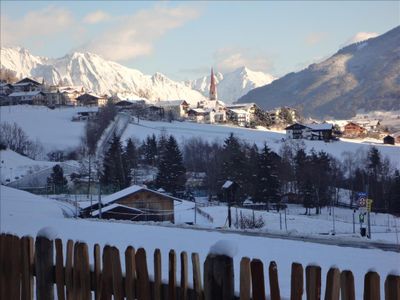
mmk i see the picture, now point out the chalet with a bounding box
[284,123,309,139]
[187,108,210,123]
[199,100,227,123]
[383,135,395,145]
[285,123,333,140]
[43,91,64,106]
[146,105,164,120]
[226,103,261,126]
[76,93,107,106]
[59,86,84,105]
[0,83,13,95]
[8,91,45,105]
[12,78,42,92]
[80,185,182,223]
[343,122,366,137]
[157,100,190,119]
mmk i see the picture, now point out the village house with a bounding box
[187,108,210,123]
[226,103,261,126]
[199,99,227,123]
[80,185,182,223]
[59,86,85,105]
[0,83,13,96]
[343,122,367,137]
[285,123,334,140]
[8,90,46,105]
[156,100,190,119]
[76,93,108,106]
[12,78,43,93]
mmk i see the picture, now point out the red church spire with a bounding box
[209,67,217,100]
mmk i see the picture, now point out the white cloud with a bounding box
[343,31,379,46]
[1,6,77,47]
[305,32,327,45]
[83,4,202,61]
[213,48,273,73]
[83,10,110,24]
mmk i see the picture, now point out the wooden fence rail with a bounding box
[0,233,399,300]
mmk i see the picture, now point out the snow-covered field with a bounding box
[0,105,98,152]
[1,185,398,299]
[122,120,400,168]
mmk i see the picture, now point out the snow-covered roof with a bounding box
[308,123,333,131]
[91,203,143,216]
[9,91,43,97]
[80,185,182,210]
[227,103,257,109]
[157,100,187,107]
[222,180,234,189]
[230,109,248,115]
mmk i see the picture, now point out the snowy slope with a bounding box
[1,47,206,105]
[121,120,400,168]
[1,185,399,299]
[185,67,275,104]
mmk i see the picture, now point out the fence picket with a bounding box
[269,261,281,300]
[0,234,5,300]
[181,251,189,300]
[340,270,355,300]
[21,236,34,300]
[55,238,66,300]
[65,239,74,300]
[384,274,400,300]
[240,257,251,300]
[80,243,91,300]
[169,249,177,300]
[204,254,234,300]
[1,234,12,299]
[135,248,151,300]
[324,267,340,300]
[101,245,113,300]
[10,235,22,300]
[125,246,136,300]
[251,259,266,300]
[192,252,203,300]
[306,265,321,300]
[364,271,380,300]
[290,262,303,300]
[94,244,101,300]
[111,246,124,300]
[73,242,82,300]
[35,236,54,300]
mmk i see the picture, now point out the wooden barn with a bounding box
[383,135,395,145]
[343,122,366,137]
[80,185,182,223]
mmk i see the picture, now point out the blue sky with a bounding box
[1,1,399,80]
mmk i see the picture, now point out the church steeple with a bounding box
[209,67,217,100]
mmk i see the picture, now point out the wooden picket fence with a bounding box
[0,233,399,300]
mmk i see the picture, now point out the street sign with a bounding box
[366,199,373,212]
[357,192,367,207]
[359,213,365,223]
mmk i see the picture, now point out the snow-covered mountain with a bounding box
[238,26,400,118]
[184,67,275,104]
[0,47,206,105]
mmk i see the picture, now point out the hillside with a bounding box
[238,26,400,118]
[184,67,275,104]
[0,47,206,105]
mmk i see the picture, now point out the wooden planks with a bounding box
[251,259,266,300]
[35,236,54,300]
[55,238,66,300]
[240,257,251,300]
[290,262,303,300]
[125,246,136,300]
[169,250,177,300]
[325,267,340,300]
[135,248,151,300]
[21,236,34,300]
[306,265,321,300]
[340,270,355,300]
[192,252,203,300]
[364,271,380,300]
[204,254,234,300]
[180,251,189,300]
[269,261,281,300]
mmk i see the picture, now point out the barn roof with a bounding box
[80,185,182,210]
[91,203,143,216]
[308,123,333,131]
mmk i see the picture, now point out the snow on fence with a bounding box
[0,233,399,300]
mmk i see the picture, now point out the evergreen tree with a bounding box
[124,138,138,183]
[141,134,158,166]
[47,164,68,194]
[388,170,400,214]
[256,144,281,207]
[244,144,259,200]
[101,134,130,191]
[219,133,246,194]
[155,135,186,194]
[302,179,315,215]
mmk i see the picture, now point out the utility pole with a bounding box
[194,198,197,224]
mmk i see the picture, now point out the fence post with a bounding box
[325,267,340,300]
[251,259,266,300]
[240,257,251,300]
[35,235,55,300]
[269,261,281,300]
[9,235,22,300]
[306,265,321,300]
[80,243,91,300]
[290,262,303,300]
[21,235,34,300]
[204,254,234,300]
[169,249,177,300]
[181,251,189,300]
[125,246,137,300]
[340,270,355,300]
[55,238,66,300]
[384,274,400,300]
[0,234,5,300]
[192,253,203,300]
[73,242,82,299]
[135,248,151,300]
[364,271,380,300]
[102,245,114,300]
